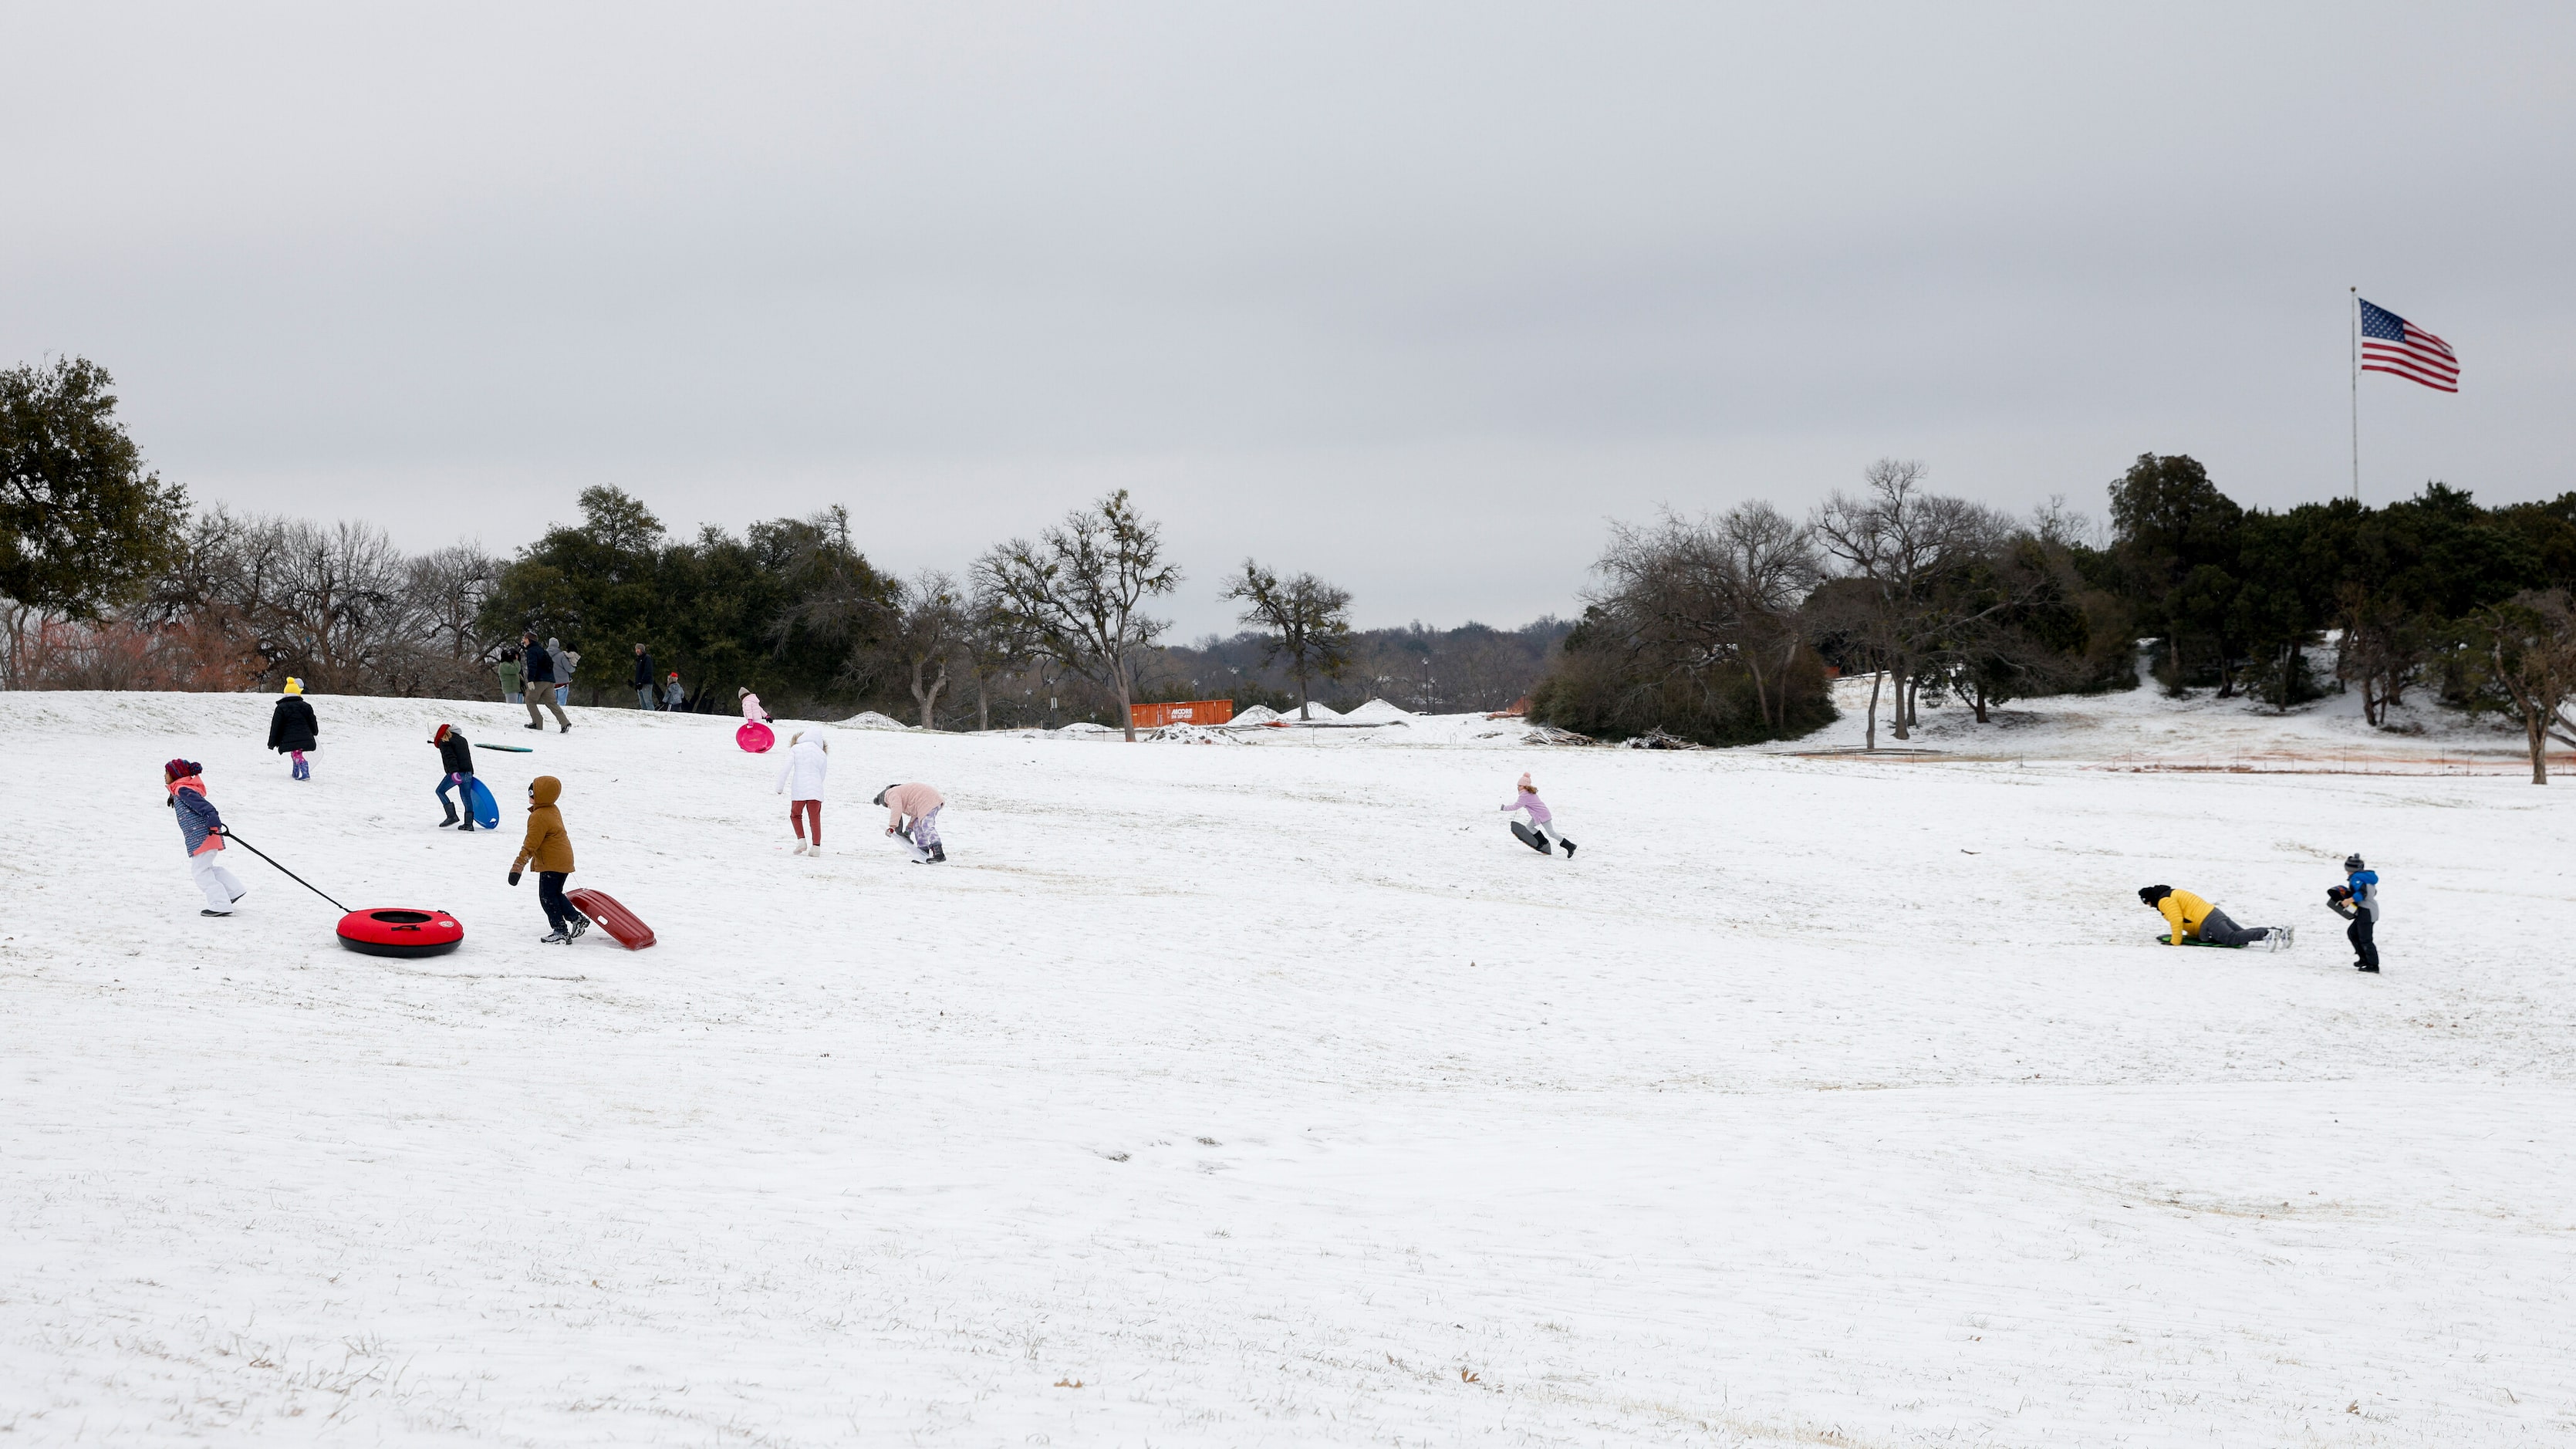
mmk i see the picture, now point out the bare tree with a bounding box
[1589,502,1823,731]
[887,569,966,728]
[1219,561,1354,721]
[1811,460,2025,747]
[2473,589,2576,784]
[959,581,1041,731]
[406,545,498,661]
[976,489,1180,741]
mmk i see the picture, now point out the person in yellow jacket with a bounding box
[508,775,589,944]
[2139,884,2291,950]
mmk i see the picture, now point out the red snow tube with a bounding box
[336,908,464,958]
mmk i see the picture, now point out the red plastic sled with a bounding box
[736,720,775,753]
[566,888,656,950]
[337,907,464,958]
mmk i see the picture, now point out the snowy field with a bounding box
[4,687,2573,1446]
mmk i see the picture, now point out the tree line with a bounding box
[12,355,2576,774]
[1,355,1565,731]
[1538,452,2576,779]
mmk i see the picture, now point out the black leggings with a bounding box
[2347,914,2378,969]
[538,872,584,932]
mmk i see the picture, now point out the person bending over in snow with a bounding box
[876,782,945,863]
[2139,884,2291,951]
[776,728,829,855]
[268,677,319,780]
[2326,853,2381,974]
[1502,772,1575,857]
[164,758,248,916]
[430,723,479,831]
[508,775,588,944]
[738,686,771,723]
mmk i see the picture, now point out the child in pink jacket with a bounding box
[1502,772,1575,857]
[876,782,945,863]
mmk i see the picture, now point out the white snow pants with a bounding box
[189,852,247,911]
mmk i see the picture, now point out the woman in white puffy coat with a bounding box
[775,728,830,855]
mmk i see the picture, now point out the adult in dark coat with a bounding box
[520,633,570,732]
[267,679,320,779]
[631,643,657,710]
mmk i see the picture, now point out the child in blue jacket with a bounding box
[164,758,248,916]
[2327,853,2382,974]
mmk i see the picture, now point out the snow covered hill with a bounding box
[3,689,2572,1444]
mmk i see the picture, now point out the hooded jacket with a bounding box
[268,694,319,752]
[775,731,829,798]
[167,772,226,856]
[2345,869,2382,920]
[511,775,576,874]
[882,782,943,829]
[2154,888,2216,944]
[433,725,474,776]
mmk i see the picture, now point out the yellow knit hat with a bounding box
[284,677,305,695]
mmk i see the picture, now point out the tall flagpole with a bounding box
[2350,286,2360,502]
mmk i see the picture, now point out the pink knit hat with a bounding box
[1517,772,1533,792]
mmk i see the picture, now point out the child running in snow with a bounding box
[775,728,829,855]
[876,782,944,863]
[430,723,479,831]
[165,758,248,915]
[2327,853,2382,973]
[1502,772,1575,857]
[267,677,319,779]
[508,775,588,944]
[2139,884,2292,951]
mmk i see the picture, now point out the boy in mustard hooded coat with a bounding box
[2138,884,2290,951]
[509,775,589,944]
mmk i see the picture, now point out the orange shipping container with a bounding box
[1129,699,1237,729]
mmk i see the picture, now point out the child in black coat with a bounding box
[268,678,319,779]
[430,723,479,831]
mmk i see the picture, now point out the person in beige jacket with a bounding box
[509,775,588,943]
[876,782,945,863]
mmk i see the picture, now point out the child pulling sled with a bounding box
[1502,773,1575,857]
[164,759,248,915]
[508,775,589,944]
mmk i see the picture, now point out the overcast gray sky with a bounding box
[6,2,2571,635]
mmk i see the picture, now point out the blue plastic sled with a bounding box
[461,776,500,829]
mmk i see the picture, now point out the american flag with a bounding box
[2358,298,2459,393]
